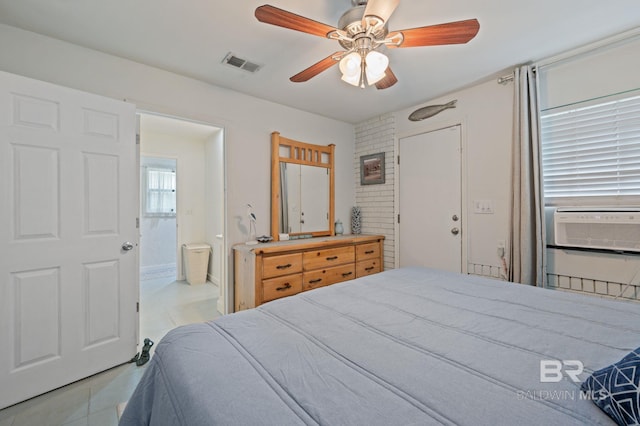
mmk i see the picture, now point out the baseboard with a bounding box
[207,272,220,286]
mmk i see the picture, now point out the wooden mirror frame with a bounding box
[271,131,335,241]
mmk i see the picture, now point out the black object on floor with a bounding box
[128,338,154,366]
[137,338,154,366]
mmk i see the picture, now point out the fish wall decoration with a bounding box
[408,100,457,121]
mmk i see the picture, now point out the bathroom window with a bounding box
[143,166,176,217]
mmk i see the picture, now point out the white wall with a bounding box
[0,24,355,313]
[204,129,225,313]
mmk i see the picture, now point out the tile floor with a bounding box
[0,277,220,426]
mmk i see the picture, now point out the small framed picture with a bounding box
[360,152,385,185]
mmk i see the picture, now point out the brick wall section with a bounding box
[354,114,396,270]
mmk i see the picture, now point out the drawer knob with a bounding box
[342,272,353,277]
[309,278,322,284]
[364,250,374,254]
[365,266,375,272]
[326,256,338,261]
[276,283,292,291]
[276,263,292,270]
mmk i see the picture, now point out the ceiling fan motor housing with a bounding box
[337,5,388,51]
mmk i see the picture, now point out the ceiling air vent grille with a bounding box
[222,53,261,73]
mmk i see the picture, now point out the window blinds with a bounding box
[540,92,640,204]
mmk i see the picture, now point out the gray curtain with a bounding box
[509,65,547,287]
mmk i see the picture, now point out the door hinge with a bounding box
[397,155,400,165]
[136,217,140,229]
[136,134,140,145]
[397,214,400,224]
[136,302,139,313]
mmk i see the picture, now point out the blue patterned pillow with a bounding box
[581,347,640,426]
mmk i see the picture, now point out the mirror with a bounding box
[279,163,329,234]
[271,132,335,241]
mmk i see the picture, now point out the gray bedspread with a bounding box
[120,267,640,425]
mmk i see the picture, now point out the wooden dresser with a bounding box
[233,235,384,312]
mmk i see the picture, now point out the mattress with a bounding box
[120,267,640,425]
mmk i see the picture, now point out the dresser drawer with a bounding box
[262,274,303,302]
[303,246,355,270]
[303,264,356,291]
[262,253,303,279]
[356,259,381,278]
[356,242,381,261]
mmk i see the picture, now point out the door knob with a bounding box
[451,227,460,235]
[122,242,134,251]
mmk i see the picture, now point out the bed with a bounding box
[120,267,640,425]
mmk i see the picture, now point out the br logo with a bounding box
[540,360,584,383]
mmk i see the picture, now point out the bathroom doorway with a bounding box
[138,112,225,346]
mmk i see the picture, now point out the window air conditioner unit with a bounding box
[553,208,640,252]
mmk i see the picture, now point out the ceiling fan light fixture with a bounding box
[255,3,480,90]
[341,73,361,86]
[364,50,388,85]
[339,52,362,86]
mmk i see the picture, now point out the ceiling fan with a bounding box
[255,0,480,89]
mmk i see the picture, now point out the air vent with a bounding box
[222,53,261,73]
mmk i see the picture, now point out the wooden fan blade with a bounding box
[387,19,480,48]
[363,0,400,24]
[255,5,338,38]
[375,67,398,90]
[290,52,344,83]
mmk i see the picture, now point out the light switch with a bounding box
[473,200,494,214]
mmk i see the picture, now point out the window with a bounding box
[143,166,176,217]
[540,91,640,206]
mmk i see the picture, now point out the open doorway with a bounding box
[138,112,225,347]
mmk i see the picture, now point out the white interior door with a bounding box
[0,71,138,409]
[399,125,462,272]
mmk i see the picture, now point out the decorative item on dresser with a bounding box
[334,219,344,235]
[351,206,362,234]
[233,234,384,311]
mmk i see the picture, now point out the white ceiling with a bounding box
[0,0,638,124]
